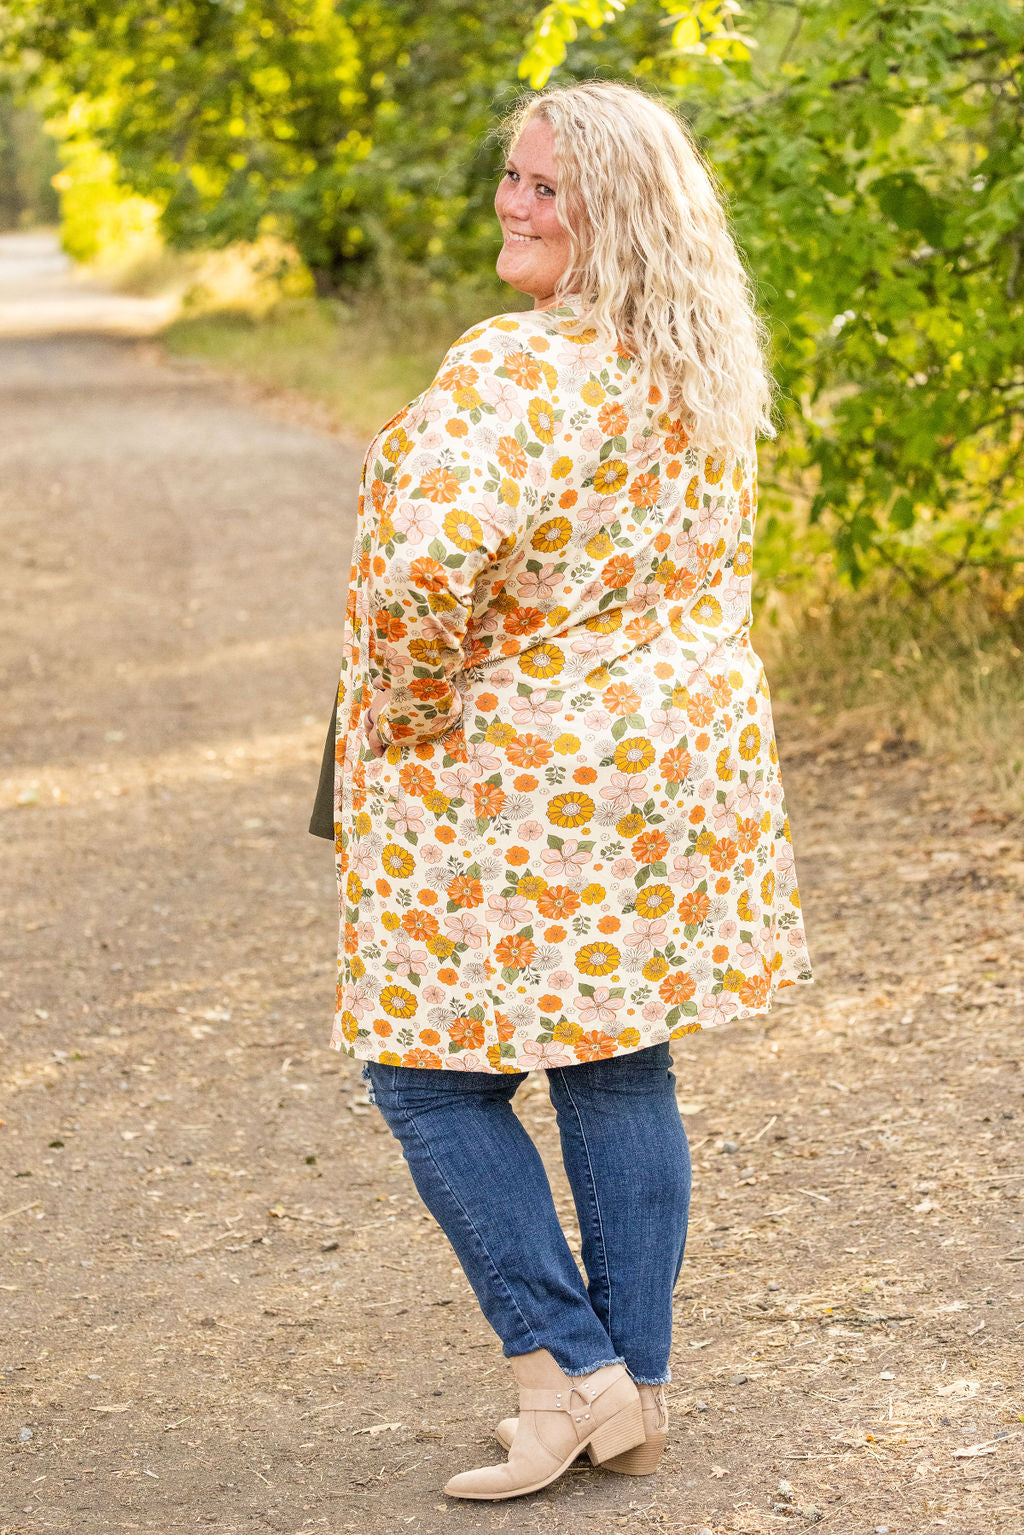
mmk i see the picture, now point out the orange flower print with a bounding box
[446,875,484,908]
[537,885,581,919]
[632,830,669,864]
[496,436,528,478]
[449,1015,485,1050]
[658,972,696,1004]
[420,466,461,502]
[628,473,660,508]
[331,309,812,1075]
[473,782,507,819]
[660,747,693,783]
[598,401,629,437]
[678,891,711,925]
[495,934,538,970]
[574,1030,618,1062]
[602,682,641,717]
[506,733,554,768]
[503,351,543,389]
[602,553,636,589]
[399,764,436,797]
[402,909,439,940]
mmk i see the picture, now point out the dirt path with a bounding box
[2,232,1022,1535]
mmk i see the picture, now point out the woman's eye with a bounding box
[538,184,555,198]
[504,168,519,183]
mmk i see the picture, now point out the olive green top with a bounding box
[308,693,338,841]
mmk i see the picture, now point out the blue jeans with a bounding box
[363,1043,691,1384]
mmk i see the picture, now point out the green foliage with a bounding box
[0,81,60,229]
[2,0,1021,587]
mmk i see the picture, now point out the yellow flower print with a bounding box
[443,510,483,552]
[690,593,723,626]
[499,476,521,507]
[581,379,606,406]
[734,541,753,576]
[486,721,516,745]
[527,398,556,443]
[350,955,366,980]
[732,461,744,490]
[585,531,614,560]
[380,983,417,1019]
[553,1019,584,1044]
[761,870,775,904]
[339,1010,358,1042]
[547,791,595,828]
[551,456,573,479]
[769,738,779,764]
[716,747,735,781]
[520,642,565,679]
[642,955,669,981]
[355,812,371,836]
[737,890,754,921]
[382,911,401,931]
[531,516,572,553]
[617,1027,641,1049]
[576,941,621,976]
[613,737,656,772]
[634,884,674,919]
[452,385,482,410]
[586,608,623,634]
[423,789,450,813]
[695,828,716,854]
[738,723,761,760]
[617,812,645,837]
[379,1050,402,1067]
[580,884,605,905]
[381,426,412,463]
[721,967,745,992]
[426,935,455,958]
[553,733,581,754]
[346,871,363,904]
[704,453,727,484]
[382,844,415,879]
[517,873,548,899]
[685,475,700,510]
[790,889,802,909]
[593,459,628,495]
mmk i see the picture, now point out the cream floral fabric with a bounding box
[331,308,813,1072]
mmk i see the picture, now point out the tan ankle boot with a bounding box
[443,1349,644,1501]
[494,1381,668,1475]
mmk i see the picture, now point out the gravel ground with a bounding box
[2,233,1022,1535]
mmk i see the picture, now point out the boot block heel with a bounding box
[586,1399,645,1464]
[588,1428,667,1474]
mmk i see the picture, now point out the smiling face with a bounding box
[494,118,572,309]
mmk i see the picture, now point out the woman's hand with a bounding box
[364,690,388,758]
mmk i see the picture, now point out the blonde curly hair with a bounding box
[501,81,775,454]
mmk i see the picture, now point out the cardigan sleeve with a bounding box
[369,321,542,749]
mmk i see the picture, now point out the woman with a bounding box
[312,81,813,1500]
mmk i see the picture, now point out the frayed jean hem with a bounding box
[629,1370,671,1385]
[503,1346,626,1377]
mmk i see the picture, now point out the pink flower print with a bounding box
[441,763,479,797]
[479,377,520,420]
[511,689,559,728]
[769,781,784,806]
[464,740,502,775]
[357,920,375,947]
[577,987,624,1025]
[698,777,716,800]
[422,985,445,1004]
[541,840,592,880]
[735,940,763,971]
[711,793,738,832]
[487,667,514,688]
[546,969,573,990]
[625,431,660,471]
[517,563,560,603]
[735,779,761,814]
[719,918,738,940]
[390,941,428,976]
[623,917,668,955]
[641,1000,663,1022]
[571,632,617,666]
[583,706,613,733]
[518,819,544,841]
[578,426,604,452]
[487,894,531,931]
[392,501,434,545]
[528,460,548,489]
[420,841,443,864]
[446,1050,488,1070]
[389,798,426,836]
[419,429,444,452]
[444,911,486,948]
[520,1040,574,1068]
[350,843,378,879]
[582,579,605,603]
[648,707,687,743]
[470,494,507,544]
[698,992,733,1027]
[379,642,412,678]
[344,982,374,1019]
[576,494,618,531]
[776,843,796,876]
[610,856,637,880]
[669,853,708,890]
[601,771,648,810]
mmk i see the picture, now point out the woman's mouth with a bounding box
[503,230,540,245]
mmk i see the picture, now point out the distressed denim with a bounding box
[363,1042,691,1383]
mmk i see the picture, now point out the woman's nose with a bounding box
[502,183,532,222]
